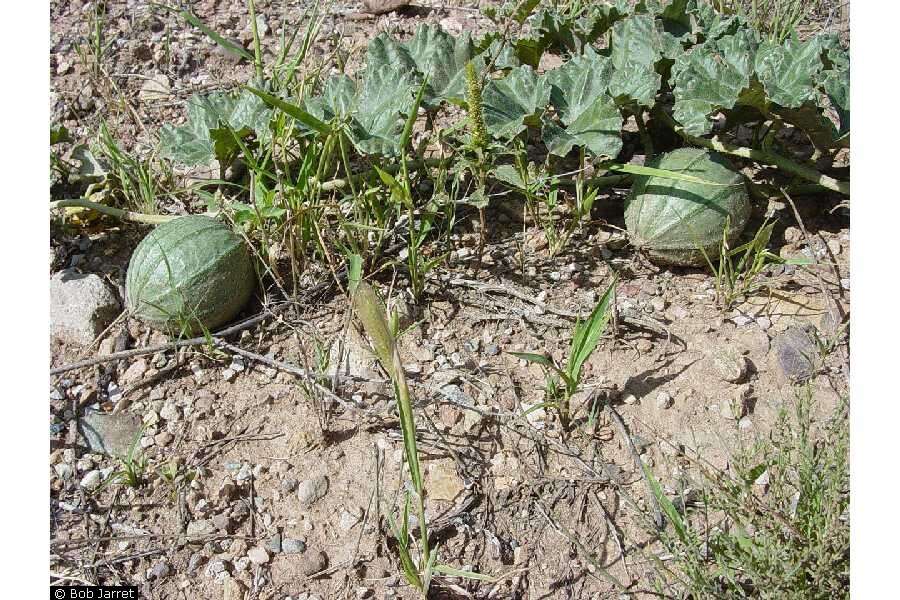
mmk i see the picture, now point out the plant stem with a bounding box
[247,0,264,83]
[663,114,849,196]
[49,199,176,224]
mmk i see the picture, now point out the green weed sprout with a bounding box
[510,278,616,430]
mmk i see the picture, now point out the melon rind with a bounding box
[125,215,255,334]
[624,148,750,267]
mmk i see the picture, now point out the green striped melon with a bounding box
[126,215,255,334]
[624,148,750,267]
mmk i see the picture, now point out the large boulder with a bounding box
[50,270,120,345]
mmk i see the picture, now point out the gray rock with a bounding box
[122,359,148,384]
[266,533,282,553]
[282,538,306,554]
[138,74,170,102]
[247,545,269,565]
[211,513,233,533]
[655,391,674,410]
[773,325,819,382]
[297,475,329,507]
[339,509,361,531]
[80,470,102,491]
[711,347,750,383]
[298,550,328,576]
[159,401,180,422]
[204,558,227,578]
[148,560,171,580]
[234,464,253,482]
[280,478,298,493]
[54,463,74,480]
[50,270,119,345]
[187,519,216,538]
[222,577,246,600]
[187,553,205,574]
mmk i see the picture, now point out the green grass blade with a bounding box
[566,278,616,385]
[351,283,395,378]
[433,564,497,582]
[507,352,572,388]
[400,76,429,154]
[347,253,363,294]
[245,87,331,135]
[606,162,739,187]
[644,464,689,543]
[180,10,254,62]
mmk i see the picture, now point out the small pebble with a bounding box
[297,475,329,507]
[248,546,270,565]
[712,347,749,383]
[298,550,328,576]
[212,513,233,532]
[234,464,253,482]
[54,463,74,480]
[731,315,754,327]
[655,391,674,410]
[622,393,639,405]
[148,560,171,580]
[80,470,102,490]
[282,538,306,554]
[186,553,204,574]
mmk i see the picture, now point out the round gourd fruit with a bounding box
[624,148,750,267]
[126,215,255,334]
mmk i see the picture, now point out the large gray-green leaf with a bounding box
[304,74,356,121]
[687,0,748,42]
[366,33,419,79]
[607,14,675,106]
[543,51,622,158]
[303,65,415,156]
[404,25,476,106]
[482,65,550,139]
[754,36,824,108]
[349,64,416,156]
[819,38,849,135]
[160,91,272,165]
[160,95,220,165]
[530,1,629,54]
[671,31,755,135]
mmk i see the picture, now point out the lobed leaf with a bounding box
[404,25,478,106]
[542,50,622,158]
[607,14,675,107]
[754,35,825,108]
[350,64,417,156]
[482,65,551,139]
[671,30,755,135]
[160,90,274,166]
